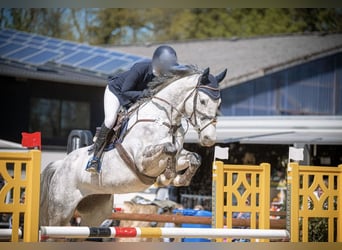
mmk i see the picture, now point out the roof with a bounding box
[109,33,342,89]
[184,116,342,145]
[1,30,342,89]
[0,61,107,86]
[0,29,147,86]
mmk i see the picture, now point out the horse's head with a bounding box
[185,67,227,147]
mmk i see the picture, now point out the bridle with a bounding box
[185,82,220,134]
[152,74,220,135]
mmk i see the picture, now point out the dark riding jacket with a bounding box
[107,60,155,107]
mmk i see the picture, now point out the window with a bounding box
[29,98,90,140]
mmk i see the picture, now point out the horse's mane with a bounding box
[127,65,200,112]
[147,64,200,94]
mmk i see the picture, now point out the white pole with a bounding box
[0,229,23,239]
[159,228,290,239]
[40,226,290,240]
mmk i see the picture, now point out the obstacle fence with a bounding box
[0,150,41,242]
[212,161,271,242]
[1,149,341,242]
[213,161,342,242]
[39,226,290,241]
[287,162,342,242]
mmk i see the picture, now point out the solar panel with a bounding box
[0,43,22,56]
[46,39,61,46]
[78,44,92,51]
[24,50,60,65]
[57,51,92,65]
[6,47,40,60]
[2,29,15,35]
[125,55,143,61]
[45,44,59,50]
[61,41,78,48]
[12,37,28,43]
[78,55,110,68]
[0,33,10,40]
[16,33,30,39]
[94,58,131,73]
[31,35,47,42]
[110,51,123,57]
[0,28,147,75]
[30,41,44,47]
[93,48,108,54]
[60,48,74,55]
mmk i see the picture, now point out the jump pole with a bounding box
[0,229,23,239]
[40,226,290,240]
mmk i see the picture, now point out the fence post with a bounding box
[0,150,41,242]
[259,163,270,230]
[23,150,41,242]
[213,162,271,242]
[212,160,224,242]
[289,162,342,242]
[338,164,342,242]
[288,162,298,242]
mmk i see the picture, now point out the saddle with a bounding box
[97,108,129,151]
[92,107,156,185]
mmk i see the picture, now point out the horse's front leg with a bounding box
[142,142,177,185]
[155,156,177,186]
[171,149,202,186]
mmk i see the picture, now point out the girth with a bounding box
[115,142,156,185]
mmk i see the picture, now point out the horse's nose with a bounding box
[201,135,215,147]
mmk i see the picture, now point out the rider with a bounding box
[86,45,179,173]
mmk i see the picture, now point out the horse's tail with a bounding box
[39,161,58,226]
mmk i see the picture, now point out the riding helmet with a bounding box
[152,45,178,75]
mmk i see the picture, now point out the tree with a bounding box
[0,8,75,40]
[88,9,153,45]
[1,8,341,45]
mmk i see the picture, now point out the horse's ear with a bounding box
[203,67,210,76]
[215,69,227,83]
[201,67,210,84]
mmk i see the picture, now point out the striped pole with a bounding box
[40,226,290,240]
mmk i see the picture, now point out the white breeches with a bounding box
[104,86,121,129]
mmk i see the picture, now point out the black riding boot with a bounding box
[86,123,112,173]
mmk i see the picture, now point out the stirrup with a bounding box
[85,157,101,173]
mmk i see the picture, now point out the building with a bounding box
[111,34,342,205]
[0,28,147,166]
[1,29,342,207]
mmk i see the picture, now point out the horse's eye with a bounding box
[200,99,206,105]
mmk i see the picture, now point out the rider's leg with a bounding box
[86,87,120,173]
[103,86,121,130]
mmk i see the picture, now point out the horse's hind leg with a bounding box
[172,151,202,186]
[75,194,114,226]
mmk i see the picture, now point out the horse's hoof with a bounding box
[86,166,98,173]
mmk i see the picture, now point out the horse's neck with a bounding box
[127,74,199,126]
[154,74,199,112]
